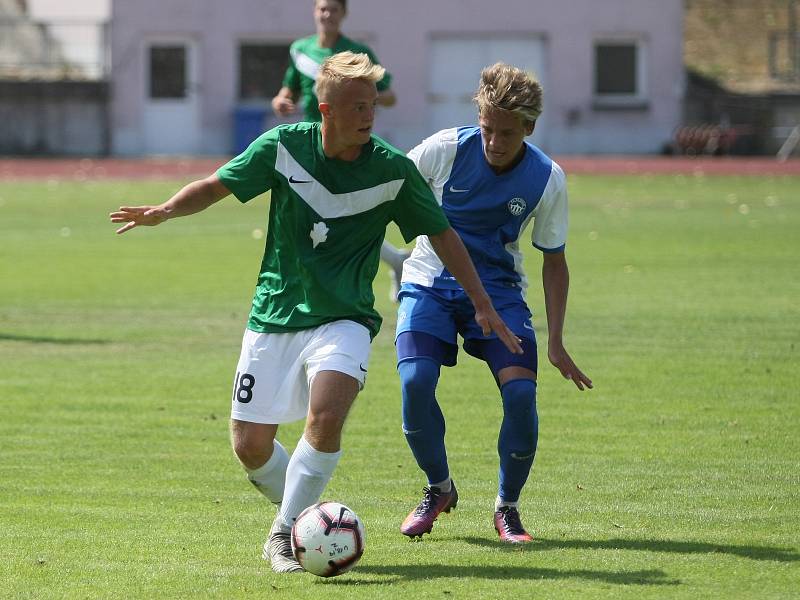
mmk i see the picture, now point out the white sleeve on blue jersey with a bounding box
[406,128,459,205]
[531,160,568,252]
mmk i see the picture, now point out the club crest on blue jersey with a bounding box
[508,198,527,216]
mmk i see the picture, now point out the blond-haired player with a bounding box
[396,63,592,543]
[111,52,521,572]
[272,0,408,301]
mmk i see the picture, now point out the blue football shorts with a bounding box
[395,283,537,375]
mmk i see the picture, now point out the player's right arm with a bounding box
[109,174,231,235]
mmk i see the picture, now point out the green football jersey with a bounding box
[283,34,392,122]
[217,122,449,339]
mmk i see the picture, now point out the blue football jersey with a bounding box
[403,127,568,295]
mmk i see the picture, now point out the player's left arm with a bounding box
[428,227,522,355]
[541,251,592,390]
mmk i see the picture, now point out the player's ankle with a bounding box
[495,496,519,511]
[431,478,452,493]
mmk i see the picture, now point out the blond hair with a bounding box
[315,51,385,102]
[474,63,543,125]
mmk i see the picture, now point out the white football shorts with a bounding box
[230,319,371,424]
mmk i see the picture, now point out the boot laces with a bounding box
[499,506,525,534]
[414,486,442,515]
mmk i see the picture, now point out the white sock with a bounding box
[431,478,451,493]
[245,439,289,505]
[278,436,341,531]
[495,496,519,511]
[380,241,409,272]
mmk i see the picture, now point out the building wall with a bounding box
[0,81,109,155]
[111,0,684,156]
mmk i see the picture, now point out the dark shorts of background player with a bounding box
[395,283,538,381]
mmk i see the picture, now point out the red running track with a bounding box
[0,156,799,180]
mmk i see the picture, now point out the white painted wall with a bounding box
[110,0,685,156]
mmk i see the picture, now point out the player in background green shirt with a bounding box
[271,0,396,122]
[110,52,522,574]
[271,0,409,302]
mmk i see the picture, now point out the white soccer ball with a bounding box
[291,501,366,577]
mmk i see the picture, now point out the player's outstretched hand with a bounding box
[548,340,592,391]
[110,205,168,234]
[474,306,523,355]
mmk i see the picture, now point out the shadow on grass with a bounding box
[461,536,799,563]
[328,564,679,586]
[0,332,110,345]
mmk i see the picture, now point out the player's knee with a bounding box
[500,379,538,448]
[398,358,439,404]
[232,436,271,470]
[501,379,537,420]
[400,365,440,430]
[306,407,347,439]
[230,421,276,469]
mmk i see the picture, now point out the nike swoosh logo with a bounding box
[289,175,311,183]
[359,363,368,373]
[510,451,535,460]
[523,322,534,331]
[449,185,469,193]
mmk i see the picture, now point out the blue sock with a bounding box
[497,379,538,503]
[398,358,449,485]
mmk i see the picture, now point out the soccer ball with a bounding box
[291,501,365,577]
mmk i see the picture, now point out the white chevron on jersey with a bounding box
[275,141,405,218]
[290,47,321,81]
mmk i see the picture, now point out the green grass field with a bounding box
[1,173,798,598]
